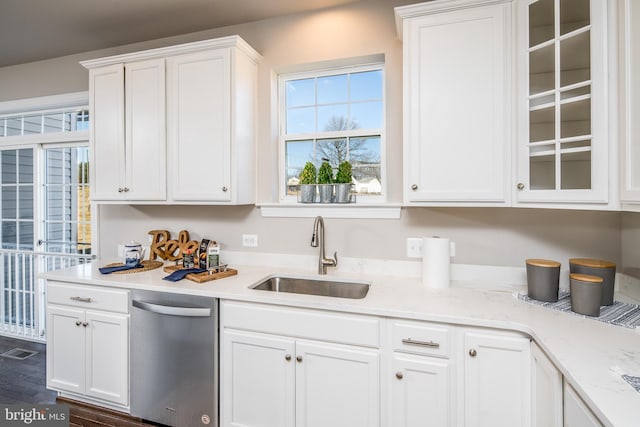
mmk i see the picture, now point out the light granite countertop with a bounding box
[42,261,640,427]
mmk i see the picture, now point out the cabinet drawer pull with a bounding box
[411,184,418,191]
[402,338,440,348]
[70,296,92,303]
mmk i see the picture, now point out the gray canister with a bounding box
[570,273,603,317]
[569,258,616,306]
[526,259,561,302]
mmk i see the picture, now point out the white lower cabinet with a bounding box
[220,302,381,427]
[563,381,604,427]
[222,330,295,427]
[531,342,563,427]
[391,353,451,426]
[461,329,531,427]
[46,282,129,408]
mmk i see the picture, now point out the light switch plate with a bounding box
[242,234,258,247]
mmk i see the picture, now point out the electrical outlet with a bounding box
[406,238,423,258]
[242,234,258,247]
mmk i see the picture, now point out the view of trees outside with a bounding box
[284,68,383,195]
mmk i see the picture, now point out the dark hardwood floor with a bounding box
[0,335,160,426]
[0,334,56,404]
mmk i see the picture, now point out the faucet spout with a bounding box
[311,216,337,275]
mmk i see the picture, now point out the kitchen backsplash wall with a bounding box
[98,205,622,268]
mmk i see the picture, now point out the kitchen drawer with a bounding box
[47,281,129,313]
[390,319,451,358]
[221,301,380,348]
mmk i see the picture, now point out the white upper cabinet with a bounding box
[396,0,512,205]
[620,0,640,209]
[515,0,613,206]
[81,36,260,205]
[166,43,258,203]
[88,59,166,201]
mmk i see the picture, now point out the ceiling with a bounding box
[0,0,362,68]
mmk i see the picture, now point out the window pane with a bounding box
[287,107,315,134]
[317,138,348,166]
[6,118,21,136]
[18,149,34,184]
[18,186,34,220]
[350,70,383,101]
[1,150,17,184]
[352,136,382,195]
[2,221,17,249]
[318,74,348,104]
[23,115,42,134]
[286,140,314,194]
[318,105,348,132]
[19,221,34,250]
[44,113,65,133]
[286,78,315,108]
[351,101,383,129]
[2,187,17,219]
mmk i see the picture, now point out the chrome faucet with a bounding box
[310,216,337,275]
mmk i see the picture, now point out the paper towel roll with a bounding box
[422,236,451,289]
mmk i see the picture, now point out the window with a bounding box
[0,108,89,137]
[280,63,385,201]
[0,97,91,339]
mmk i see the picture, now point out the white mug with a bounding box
[124,242,145,266]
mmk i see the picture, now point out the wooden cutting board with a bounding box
[163,265,238,283]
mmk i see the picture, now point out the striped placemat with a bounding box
[517,291,640,329]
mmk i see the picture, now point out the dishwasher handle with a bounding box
[132,299,212,317]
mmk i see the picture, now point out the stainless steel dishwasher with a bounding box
[130,290,218,427]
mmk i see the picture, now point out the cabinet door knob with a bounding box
[222,186,228,192]
[75,320,82,326]
[118,187,124,193]
[123,187,130,192]
[296,355,302,363]
[411,184,418,191]
[285,354,292,361]
[82,322,89,327]
[517,182,525,190]
[396,372,403,380]
[469,348,477,357]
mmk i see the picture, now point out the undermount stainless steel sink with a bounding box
[250,276,370,299]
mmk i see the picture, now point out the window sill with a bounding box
[257,203,402,219]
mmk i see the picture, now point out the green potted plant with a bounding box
[317,161,334,203]
[334,161,353,203]
[298,161,317,203]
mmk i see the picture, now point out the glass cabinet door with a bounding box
[518,0,608,203]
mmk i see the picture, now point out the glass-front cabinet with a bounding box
[516,0,610,205]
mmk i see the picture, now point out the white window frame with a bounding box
[278,62,387,205]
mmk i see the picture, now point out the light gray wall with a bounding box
[97,205,622,267]
[622,212,640,273]
[0,0,628,269]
